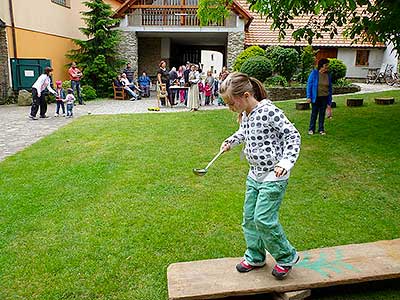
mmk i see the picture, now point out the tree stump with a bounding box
[375,97,395,105]
[330,101,336,108]
[346,98,363,107]
[296,102,310,110]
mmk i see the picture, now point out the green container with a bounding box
[10,58,51,91]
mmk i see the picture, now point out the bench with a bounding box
[112,82,129,100]
[375,97,395,105]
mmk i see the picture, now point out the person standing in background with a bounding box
[306,58,332,136]
[29,67,57,120]
[123,63,135,83]
[68,62,84,105]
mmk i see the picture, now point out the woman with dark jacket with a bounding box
[157,61,171,106]
[306,58,333,135]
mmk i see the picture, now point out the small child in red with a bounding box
[204,82,212,105]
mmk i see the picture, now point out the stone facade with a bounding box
[0,25,10,104]
[138,37,162,78]
[118,31,138,75]
[227,32,244,70]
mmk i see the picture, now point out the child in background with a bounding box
[158,84,168,107]
[204,82,212,105]
[54,80,66,117]
[198,80,204,106]
[219,72,301,280]
[64,88,76,117]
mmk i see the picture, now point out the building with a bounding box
[113,0,398,79]
[0,0,121,100]
[240,0,398,79]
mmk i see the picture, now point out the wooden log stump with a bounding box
[273,290,312,300]
[346,98,363,107]
[375,97,395,105]
[296,102,310,110]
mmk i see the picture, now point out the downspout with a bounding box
[8,0,17,58]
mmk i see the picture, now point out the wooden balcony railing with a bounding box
[128,8,226,27]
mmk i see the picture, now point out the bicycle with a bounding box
[385,69,400,86]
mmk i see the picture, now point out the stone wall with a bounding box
[227,32,244,70]
[118,31,138,75]
[138,37,162,78]
[0,26,10,104]
[266,85,361,101]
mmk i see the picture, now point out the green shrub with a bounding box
[265,45,283,62]
[61,80,71,90]
[81,85,97,101]
[233,45,266,71]
[299,45,316,83]
[266,46,299,81]
[328,58,347,83]
[333,78,352,87]
[264,75,288,87]
[240,56,273,82]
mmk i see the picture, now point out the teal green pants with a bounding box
[243,176,297,266]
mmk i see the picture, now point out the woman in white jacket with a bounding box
[29,67,57,120]
[187,64,200,112]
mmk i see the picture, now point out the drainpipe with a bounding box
[8,0,17,58]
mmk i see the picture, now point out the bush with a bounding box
[266,46,299,81]
[240,56,273,82]
[233,45,266,71]
[61,80,71,90]
[299,45,316,83]
[328,58,347,83]
[264,75,288,87]
[81,85,97,101]
[333,78,352,87]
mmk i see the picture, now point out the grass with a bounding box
[0,90,400,299]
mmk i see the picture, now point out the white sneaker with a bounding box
[54,113,59,117]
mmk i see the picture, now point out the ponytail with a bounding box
[249,77,268,102]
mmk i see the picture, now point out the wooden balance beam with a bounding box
[167,239,400,300]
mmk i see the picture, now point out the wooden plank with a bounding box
[167,239,400,300]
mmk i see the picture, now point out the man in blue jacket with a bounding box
[306,58,332,135]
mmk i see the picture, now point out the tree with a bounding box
[67,0,123,97]
[198,0,400,53]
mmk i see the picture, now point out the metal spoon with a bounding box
[193,149,224,176]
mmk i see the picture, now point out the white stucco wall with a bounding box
[201,50,223,76]
[382,42,398,72]
[337,48,385,78]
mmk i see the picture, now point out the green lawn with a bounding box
[1,91,399,299]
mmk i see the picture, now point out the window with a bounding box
[355,50,369,66]
[51,0,70,8]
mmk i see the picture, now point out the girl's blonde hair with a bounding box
[219,72,268,103]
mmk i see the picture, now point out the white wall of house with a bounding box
[337,48,385,78]
[201,50,223,77]
[382,42,398,71]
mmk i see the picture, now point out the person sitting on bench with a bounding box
[115,74,138,101]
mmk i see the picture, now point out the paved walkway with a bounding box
[0,83,398,162]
